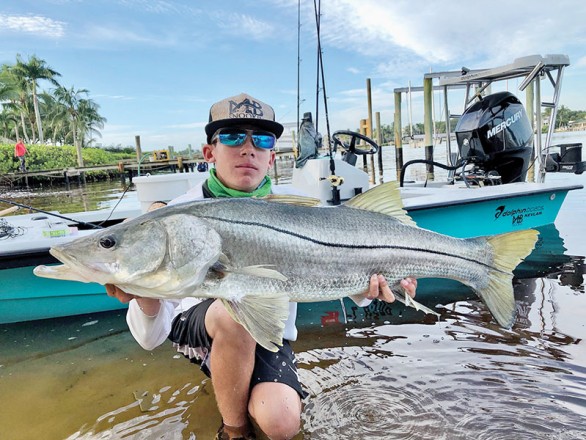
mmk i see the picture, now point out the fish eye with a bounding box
[99,236,117,249]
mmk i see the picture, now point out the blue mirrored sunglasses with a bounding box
[212,128,276,150]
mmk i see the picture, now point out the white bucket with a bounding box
[133,172,209,212]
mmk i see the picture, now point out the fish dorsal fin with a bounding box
[345,181,416,226]
[261,194,321,207]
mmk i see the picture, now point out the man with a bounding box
[107,93,417,440]
[14,138,27,172]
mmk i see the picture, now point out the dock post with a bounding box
[423,77,435,180]
[135,135,142,163]
[64,170,70,190]
[366,78,376,184]
[360,119,369,176]
[394,91,403,181]
[177,156,184,173]
[375,111,383,183]
[118,161,126,185]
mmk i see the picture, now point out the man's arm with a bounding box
[106,284,174,350]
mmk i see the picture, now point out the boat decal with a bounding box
[495,203,545,225]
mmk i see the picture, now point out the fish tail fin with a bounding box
[221,294,290,352]
[477,229,539,328]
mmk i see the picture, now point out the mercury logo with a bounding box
[486,111,522,139]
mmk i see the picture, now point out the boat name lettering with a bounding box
[495,204,544,220]
[486,111,522,139]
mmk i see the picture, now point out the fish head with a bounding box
[34,213,223,297]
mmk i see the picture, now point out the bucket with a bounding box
[133,172,209,212]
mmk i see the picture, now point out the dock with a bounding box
[1,152,296,188]
[1,158,205,188]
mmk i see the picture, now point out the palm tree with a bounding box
[11,54,61,144]
[77,99,107,147]
[0,64,32,142]
[53,86,91,166]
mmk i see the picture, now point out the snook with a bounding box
[34,182,538,351]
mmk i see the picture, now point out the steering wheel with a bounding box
[332,130,379,155]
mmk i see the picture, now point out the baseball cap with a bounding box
[205,93,284,143]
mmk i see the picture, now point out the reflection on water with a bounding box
[295,268,586,440]
[0,181,136,215]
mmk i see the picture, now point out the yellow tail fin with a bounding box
[477,229,539,328]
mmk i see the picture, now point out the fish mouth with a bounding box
[33,247,92,282]
[39,247,108,283]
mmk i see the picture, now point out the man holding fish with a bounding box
[105,93,417,440]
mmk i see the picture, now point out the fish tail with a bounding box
[476,229,539,328]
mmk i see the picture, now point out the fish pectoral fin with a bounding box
[261,194,322,207]
[232,265,288,281]
[217,253,287,281]
[221,294,290,352]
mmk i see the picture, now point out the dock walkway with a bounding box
[1,159,204,187]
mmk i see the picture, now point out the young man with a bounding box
[107,93,417,440]
[14,138,27,172]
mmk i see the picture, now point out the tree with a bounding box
[53,86,90,165]
[77,98,107,147]
[11,54,61,144]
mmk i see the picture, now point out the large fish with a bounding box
[34,182,538,351]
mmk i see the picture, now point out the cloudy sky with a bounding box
[1,0,585,150]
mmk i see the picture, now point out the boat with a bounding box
[1,55,582,325]
[0,205,142,324]
[291,54,584,240]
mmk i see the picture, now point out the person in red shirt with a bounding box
[14,139,27,172]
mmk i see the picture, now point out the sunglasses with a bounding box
[212,128,276,150]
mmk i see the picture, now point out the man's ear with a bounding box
[268,150,276,169]
[202,144,216,163]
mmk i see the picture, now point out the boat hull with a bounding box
[404,183,576,237]
[0,265,126,324]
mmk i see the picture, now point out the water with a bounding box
[0,134,585,439]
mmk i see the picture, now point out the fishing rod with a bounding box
[313,0,333,159]
[0,198,104,229]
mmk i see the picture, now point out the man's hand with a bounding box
[105,284,161,316]
[105,284,135,303]
[365,275,417,303]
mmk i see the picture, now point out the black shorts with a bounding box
[168,298,306,399]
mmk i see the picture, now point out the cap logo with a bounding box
[229,98,264,119]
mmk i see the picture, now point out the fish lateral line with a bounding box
[197,214,503,272]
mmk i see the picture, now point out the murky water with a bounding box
[0,135,585,439]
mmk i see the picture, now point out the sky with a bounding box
[1,0,585,151]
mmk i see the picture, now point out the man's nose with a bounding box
[239,136,256,153]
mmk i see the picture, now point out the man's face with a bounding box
[202,125,276,192]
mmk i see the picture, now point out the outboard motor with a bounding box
[454,92,533,184]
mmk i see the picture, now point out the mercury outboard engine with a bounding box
[454,92,533,184]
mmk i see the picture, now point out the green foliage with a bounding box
[544,105,586,129]
[0,143,134,175]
